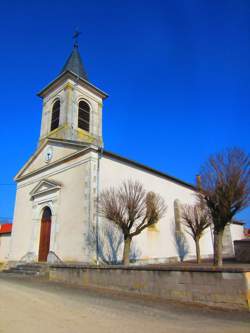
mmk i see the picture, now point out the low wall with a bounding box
[49,264,250,311]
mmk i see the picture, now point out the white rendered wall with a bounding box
[99,155,214,263]
[0,234,11,262]
[230,223,245,241]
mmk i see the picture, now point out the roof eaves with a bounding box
[15,146,96,182]
[37,71,108,99]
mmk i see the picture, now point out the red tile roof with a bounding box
[244,228,250,238]
[0,223,12,234]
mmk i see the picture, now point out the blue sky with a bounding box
[0,0,249,226]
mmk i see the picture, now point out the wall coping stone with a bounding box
[49,263,250,273]
[234,239,250,243]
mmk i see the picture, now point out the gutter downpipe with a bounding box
[96,146,103,266]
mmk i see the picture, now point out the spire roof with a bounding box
[60,44,88,81]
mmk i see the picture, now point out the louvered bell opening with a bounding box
[78,101,90,132]
[51,100,60,131]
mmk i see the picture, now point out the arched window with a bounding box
[50,100,60,131]
[78,101,90,132]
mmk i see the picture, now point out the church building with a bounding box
[7,41,244,264]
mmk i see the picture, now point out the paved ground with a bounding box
[0,275,249,333]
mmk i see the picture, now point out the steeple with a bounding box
[60,44,88,81]
[38,33,108,147]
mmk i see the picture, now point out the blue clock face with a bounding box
[45,147,53,162]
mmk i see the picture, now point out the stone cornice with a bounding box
[30,179,62,199]
[37,71,108,99]
[15,139,98,182]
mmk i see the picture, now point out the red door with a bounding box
[38,207,52,262]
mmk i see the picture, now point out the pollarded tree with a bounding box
[199,148,250,266]
[99,180,167,265]
[181,204,211,263]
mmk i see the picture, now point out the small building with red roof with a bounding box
[0,223,12,262]
[244,228,250,238]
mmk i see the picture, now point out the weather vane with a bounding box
[73,29,81,47]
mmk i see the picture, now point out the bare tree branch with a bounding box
[181,203,211,263]
[198,147,250,266]
[182,204,211,241]
[200,148,250,229]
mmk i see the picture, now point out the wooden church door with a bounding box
[38,207,52,262]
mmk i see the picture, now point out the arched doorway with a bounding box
[38,207,52,262]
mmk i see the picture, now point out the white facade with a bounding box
[10,144,98,263]
[8,142,245,263]
[7,46,245,264]
[0,234,11,262]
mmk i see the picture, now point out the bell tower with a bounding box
[37,38,108,147]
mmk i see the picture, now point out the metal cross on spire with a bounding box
[73,29,81,47]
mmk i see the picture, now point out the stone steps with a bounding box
[2,263,49,277]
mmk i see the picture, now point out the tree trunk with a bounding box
[122,237,131,265]
[214,229,224,267]
[195,237,201,264]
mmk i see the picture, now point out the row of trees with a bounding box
[97,148,250,267]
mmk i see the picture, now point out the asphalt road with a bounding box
[0,275,249,333]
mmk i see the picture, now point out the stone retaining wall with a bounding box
[49,265,250,311]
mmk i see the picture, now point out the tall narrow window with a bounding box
[78,101,90,132]
[50,100,60,131]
